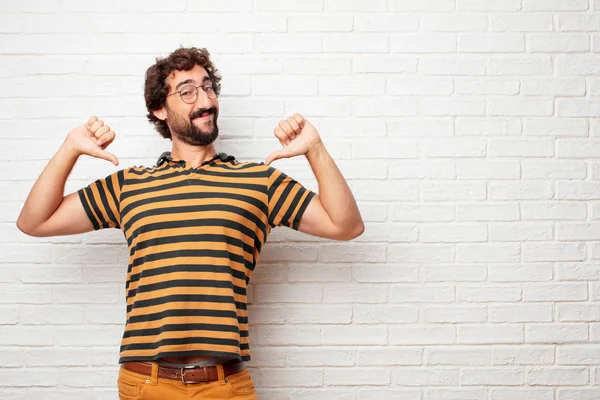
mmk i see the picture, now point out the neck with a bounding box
[170,137,218,168]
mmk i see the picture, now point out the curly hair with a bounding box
[144,47,222,140]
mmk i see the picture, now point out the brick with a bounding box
[457,160,520,179]
[457,0,521,10]
[353,265,418,283]
[393,368,459,386]
[522,160,586,179]
[491,13,554,31]
[490,305,553,322]
[323,34,388,53]
[393,204,455,222]
[390,160,456,179]
[390,285,455,303]
[421,223,487,243]
[524,0,589,11]
[359,347,422,366]
[524,243,586,262]
[325,0,387,11]
[390,326,456,345]
[391,34,457,53]
[421,138,486,157]
[490,182,554,200]
[523,118,588,137]
[422,265,487,282]
[521,78,586,95]
[285,348,355,367]
[254,284,322,304]
[457,286,522,302]
[557,99,600,117]
[526,367,589,385]
[488,264,553,282]
[456,204,519,222]
[456,244,520,263]
[458,325,524,344]
[522,202,586,220]
[488,56,553,75]
[490,388,554,400]
[455,79,520,95]
[322,326,387,345]
[459,34,525,53]
[489,223,553,242]
[325,368,390,386]
[389,244,454,263]
[558,305,600,322]
[353,305,418,324]
[286,305,352,324]
[421,55,488,75]
[422,306,487,323]
[526,324,589,342]
[425,346,492,366]
[460,368,523,385]
[488,98,554,116]
[493,346,555,365]
[423,13,487,32]
[354,14,419,32]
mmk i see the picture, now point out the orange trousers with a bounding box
[118,363,258,400]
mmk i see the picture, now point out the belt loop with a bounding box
[216,364,226,384]
[150,362,159,385]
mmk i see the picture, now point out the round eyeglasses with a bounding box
[167,82,221,104]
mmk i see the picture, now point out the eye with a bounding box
[180,88,195,98]
[202,86,214,92]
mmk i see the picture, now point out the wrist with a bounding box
[59,140,81,162]
[306,140,324,157]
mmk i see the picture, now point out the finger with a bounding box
[278,120,295,141]
[265,149,286,166]
[286,116,301,135]
[95,125,110,139]
[292,113,304,127]
[89,120,104,134]
[274,126,291,145]
[91,147,119,166]
[86,116,98,129]
[97,130,115,147]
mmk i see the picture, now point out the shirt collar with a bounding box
[156,151,235,167]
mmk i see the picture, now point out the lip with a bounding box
[192,113,213,122]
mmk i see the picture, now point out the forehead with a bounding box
[165,65,209,89]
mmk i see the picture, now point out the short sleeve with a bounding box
[77,170,124,230]
[267,167,316,230]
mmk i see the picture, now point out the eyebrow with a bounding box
[175,76,211,91]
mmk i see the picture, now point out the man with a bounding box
[17,47,364,399]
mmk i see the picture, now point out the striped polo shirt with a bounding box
[77,151,315,363]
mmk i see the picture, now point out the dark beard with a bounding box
[168,107,219,146]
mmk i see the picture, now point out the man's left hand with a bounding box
[265,113,322,165]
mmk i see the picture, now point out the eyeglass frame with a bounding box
[166,81,221,104]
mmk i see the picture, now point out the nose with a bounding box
[194,88,213,109]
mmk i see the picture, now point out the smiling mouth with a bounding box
[193,113,212,120]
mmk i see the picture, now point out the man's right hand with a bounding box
[65,116,119,166]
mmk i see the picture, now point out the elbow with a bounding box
[338,221,365,241]
[16,217,40,237]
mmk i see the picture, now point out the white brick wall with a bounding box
[1,1,599,399]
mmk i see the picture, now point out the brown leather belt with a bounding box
[122,361,245,384]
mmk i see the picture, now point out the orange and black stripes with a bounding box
[77,152,315,363]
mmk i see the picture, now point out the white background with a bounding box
[1,0,600,399]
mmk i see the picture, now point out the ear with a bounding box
[153,107,167,121]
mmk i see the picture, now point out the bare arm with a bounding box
[266,114,364,241]
[17,117,119,237]
[298,143,364,241]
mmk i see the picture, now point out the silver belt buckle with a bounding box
[180,365,209,384]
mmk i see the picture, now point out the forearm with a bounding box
[305,142,363,232]
[17,142,79,232]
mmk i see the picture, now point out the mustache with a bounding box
[190,108,217,120]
